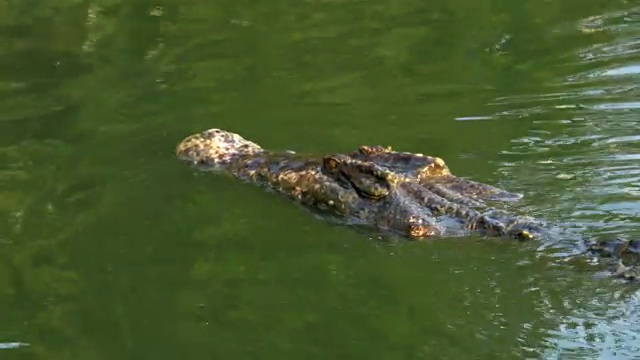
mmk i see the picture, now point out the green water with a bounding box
[1,0,639,358]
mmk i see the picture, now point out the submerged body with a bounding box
[176,128,639,280]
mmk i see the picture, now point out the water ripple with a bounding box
[0,342,29,350]
[478,6,640,357]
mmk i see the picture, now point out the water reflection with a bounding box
[2,0,640,359]
[0,342,30,350]
[470,6,640,357]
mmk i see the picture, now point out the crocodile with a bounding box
[176,128,639,280]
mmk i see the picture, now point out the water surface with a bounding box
[1,0,639,359]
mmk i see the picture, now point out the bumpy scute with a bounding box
[349,145,522,203]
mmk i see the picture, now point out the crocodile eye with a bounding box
[324,157,339,170]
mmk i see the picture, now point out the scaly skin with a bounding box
[321,154,539,240]
[176,129,441,239]
[176,129,533,240]
[348,145,523,205]
[176,128,639,281]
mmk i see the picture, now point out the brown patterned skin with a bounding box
[176,129,440,239]
[348,145,523,206]
[320,154,538,240]
[176,129,536,240]
[176,128,639,280]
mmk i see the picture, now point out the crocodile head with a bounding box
[319,154,443,239]
[176,128,264,171]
